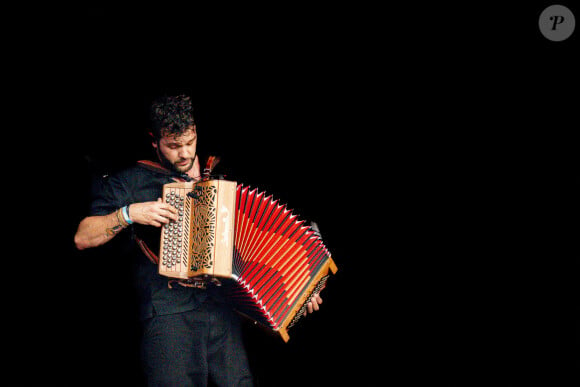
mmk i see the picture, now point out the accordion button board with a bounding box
[161,191,185,268]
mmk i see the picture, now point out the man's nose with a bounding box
[178,147,194,159]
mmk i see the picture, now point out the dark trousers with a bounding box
[141,300,254,387]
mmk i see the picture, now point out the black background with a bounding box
[4,2,577,386]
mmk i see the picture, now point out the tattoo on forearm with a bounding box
[105,224,124,237]
[105,208,129,237]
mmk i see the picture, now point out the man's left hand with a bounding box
[305,293,323,316]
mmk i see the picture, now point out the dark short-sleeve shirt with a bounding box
[89,162,221,320]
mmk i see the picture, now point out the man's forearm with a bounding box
[75,200,177,250]
[74,210,128,250]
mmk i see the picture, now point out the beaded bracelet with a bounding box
[116,208,129,227]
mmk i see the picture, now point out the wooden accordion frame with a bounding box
[159,179,337,342]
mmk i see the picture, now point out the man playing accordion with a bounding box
[74,94,322,386]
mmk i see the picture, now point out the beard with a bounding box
[157,147,196,175]
[172,158,194,173]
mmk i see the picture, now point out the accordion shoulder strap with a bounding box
[137,156,221,182]
[135,160,190,182]
[135,236,159,265]
[202,155,220,180]
[137,160,172,175]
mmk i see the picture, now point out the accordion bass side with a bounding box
[159,179,338,342]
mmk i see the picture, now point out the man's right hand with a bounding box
[128,198,179,227]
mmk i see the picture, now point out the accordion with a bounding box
[159,179,338,342]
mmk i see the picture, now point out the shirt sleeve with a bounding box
[89,173,132,216]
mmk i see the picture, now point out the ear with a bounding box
[149,132,158,148]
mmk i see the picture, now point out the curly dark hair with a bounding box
[149,94,196,140]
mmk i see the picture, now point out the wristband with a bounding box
[122,205,133,225]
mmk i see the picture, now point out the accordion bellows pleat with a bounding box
[159,179,337,342]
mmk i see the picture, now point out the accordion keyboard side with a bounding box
[159,182,195,279]
[159,180,237,279]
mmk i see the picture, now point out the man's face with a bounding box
[154,126,198,174]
